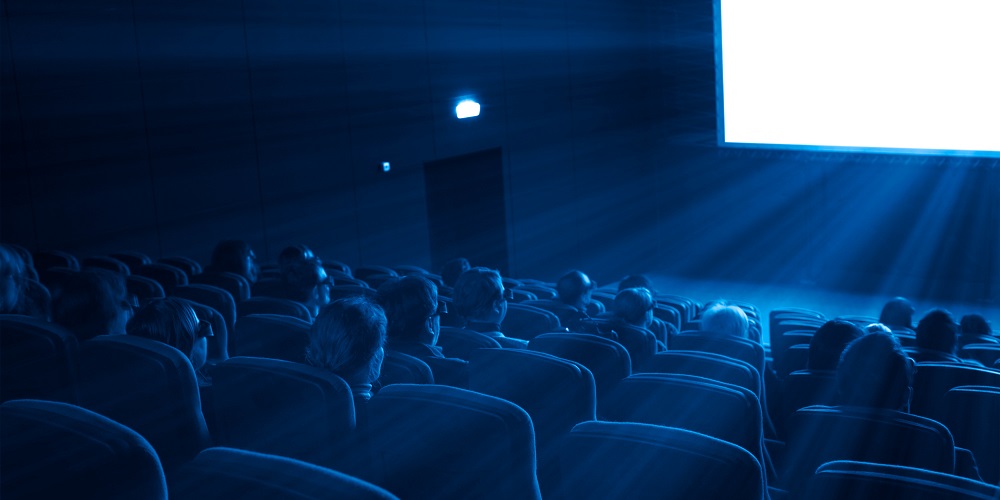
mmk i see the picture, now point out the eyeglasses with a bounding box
[503,288,514,301]
[197,319,214,339]
[431,301,448,318]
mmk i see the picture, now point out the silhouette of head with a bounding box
[283,258,330,318]
[440,258,471,288]
[879,297,915,329]
[51,270,131,341]
[617,274,652,293]
[453,267,507,324]
[376,275,440,345]
[614,287,655,328]
[210,240,258,284]
[305,297,387,387]
[0,244,26,314]
[837,332,913,411]
[700,301,749,339]
[959,314,991,335]
[916,308,959,355]
[808,319,865,371]
[278,245,316,276]
[556,270,595,309]
[127,297,210,371]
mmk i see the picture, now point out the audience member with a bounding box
[440,257,471,289]
[206,239,259,285]
[809,320,865,371]
[611,286,670,350]
[0,244,26,314]
[545,270,595,329]
[879,297,915,331]
[912,308,982,365]
[376,275,469,387]
[280,258,331,319]
[126,297,212,385]
[837,332,912,410]
[278,244,317,276]
[305,297,387,401]
[957,313,997,347]
[452,267,527,349]
[50,270,131,341]
[617,274,653,293]
[699,301,749,339]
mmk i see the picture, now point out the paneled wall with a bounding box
[0,0,658,282]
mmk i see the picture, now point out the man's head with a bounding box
[700,301,749,339]
[453,267,507,324]
[837,332,914,411]
[959,314,991,336]
[556,270,595,309]
[127,297,210,371]
[440,258,471,288]
[879,297,915,329]
[808,319,865,371]
[376,275,440,345]
[278,245,316,276]
[305,297,387,386]
[210,240,259,284]
[614,287,655,328]
[51,270,131,341]
[915,308,959,355]
[283,258,331,318]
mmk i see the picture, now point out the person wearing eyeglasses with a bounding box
[453,267,528,349]
[50,269,132,341]
[376,275,469,388]
[126,297,214,387]
[281,258,332,320]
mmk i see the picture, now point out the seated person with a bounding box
[957,313,997,347]
[699,301,749,339]
[126,297,212,386]
[376,275,468,387]
[0,244,27,314]
[276,258,331,320]
[439,257,470,290]
[609,287,669,349]
[618,274,654,294]
[452,267,527,349]
[911,309,983,365]
[808,320,864,371]
[278,244,317,276]
[51,270,131,341]
[305,297,387,401]
[526,270,596,330]
[879,297,915,331]
[205,239,259,285]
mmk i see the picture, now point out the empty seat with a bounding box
[234,314,311,362]
[377,351,434,388]
[126,275,166,302]
[323,260,352,276]
[0,314,80,404]
[1,399,167,499]
[959,343,1000,367]
[210,357,359,472]
[436,327,502,359]
[514,284,557,300]
[190,271,251,302]
[782,369,838,424]
[109,251,152,270]
[33,249,80,271]
[469,348,596,496]
[365,384,541,500]
[77,335,212,471]
[169,447,397,500]
[237,296,312,322]
[805,460,1000,500]
[640,350,760,396]
[158,256,203,277]
[82,256,130,275]
[353,265,397,281]
[944,386,1000,485]
[133,263,189,295]
[529,333,631,416]
[910,362,1000,424]
[777,343,811,378]
[672,332,766,378]
[502,302,563,340]
[328,285,377,301]
[560,421,764,500]
[782,406,957,495]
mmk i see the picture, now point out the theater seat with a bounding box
[328,285,377,301]
[77,335,212,471]
[528,333,631,416]
[158,256,203,278]
[377,351,434,388]
[365,384,541,500]
[190,271,251,302]
[640,350,760,396]
[133,263,189,295]
[944,386,1000,485]
[911,362,1000,424]
[559,421,764,500]
[237,296,312,323]
[210,357,359,473]
[126,275,166,302]
[437,326,502,359]
[805,460,1000,500]
[234,314,311,362]
[0,399,167,500]
[502,302,563,340]
[0,314,80,404]
[82,256,130,275]
[169,447,397,500]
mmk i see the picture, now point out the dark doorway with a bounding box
[424,148,509,275]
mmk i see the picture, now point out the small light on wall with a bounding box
[382,162,391,173]
[456,99,481,119]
